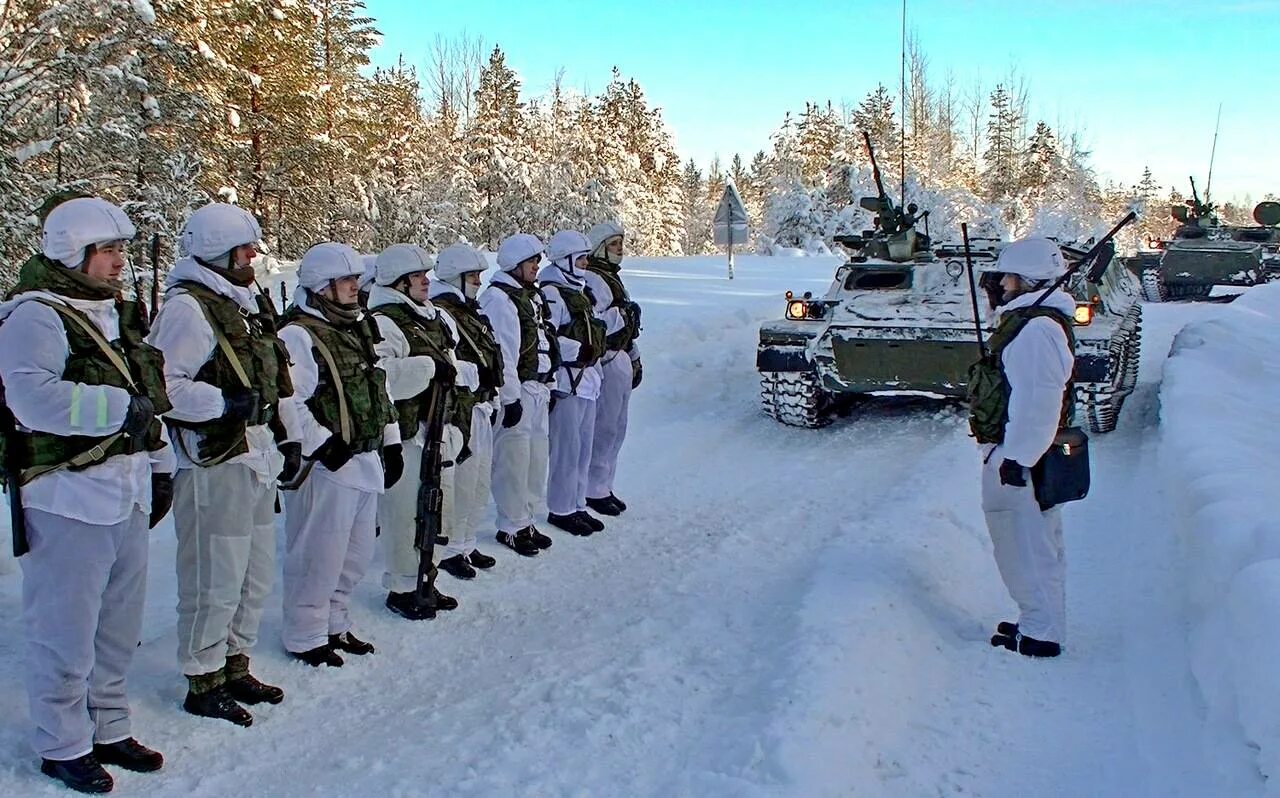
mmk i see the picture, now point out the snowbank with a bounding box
[1160,281,1280,789]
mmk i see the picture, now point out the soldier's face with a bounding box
[232,243,258,268]
[326,275,361,305]
[404,271,428,303]
[573,253,589,272]
[999,272,1026,303]
[516,255,540,284]
[463,272,481,299]
[82,240,127,283]
[605,236,624,260]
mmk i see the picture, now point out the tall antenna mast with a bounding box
[1204,103,1222,205]
[899,0,907,205]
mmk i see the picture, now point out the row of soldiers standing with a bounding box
[0,196,642,794]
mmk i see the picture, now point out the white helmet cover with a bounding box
[496,233,544,271]
[546,230,591,272]
[374,243,433,287]
[297,242,364,291]
[42,197,136,268]
[434,242,488,282]
[181,203,261,265]
[995,237,1067,282]
[587,220,625,258]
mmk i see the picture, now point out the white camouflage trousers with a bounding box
[587,353,632,499]
[491,384,550,534]
[21,507,148,760]
[174,462,276,677]
[282,468,377,652]
[981,453,1067,644]
[444,403,494,558]
[548,394,597,516]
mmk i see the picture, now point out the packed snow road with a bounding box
[0,256,1252,796]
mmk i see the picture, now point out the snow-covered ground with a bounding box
[0,255,1266,796]
[1160,281,1280,794]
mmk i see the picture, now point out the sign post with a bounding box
[712,183,750,280]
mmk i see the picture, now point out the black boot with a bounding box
[290,644,344,667]
[329,631,375,655]
[41,754,113,794]
[547,513,593,537]
[996,621,1018,637]
[468,549,496,569]
[608,493,627,513]
[226,673,284,705]
[991,632,1061,658]
[92,738,163,773]
[183,682,253,727]
[496,530,540,557]
[225,654,284,705]
[526,526,553,548]
[574,511,604,532]
[586,495,622,516]
[386,590,436,620]
[439,553,477,580]
[431,584,459,611]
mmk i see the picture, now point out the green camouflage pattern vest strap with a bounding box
[14,297,171,483]
[587,258,639,352]
[372,302,461,440]
[553,284,607,367]
[492,282,559,383]
[167,282,295,465]
[968,306,1076,444]
[431,294,503,440]
[282,308,393,453]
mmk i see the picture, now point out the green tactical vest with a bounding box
[431,294,503,400]
[167,282,295,464]
[282,308,393,452]
[552,283,607,366]
[13,297,171,481]
[587,258,639,352]
[968,306,1076,444]
[371,302,459,440]
[492,282,559,383]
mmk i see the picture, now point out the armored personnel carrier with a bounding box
[756,161,1143,433]
[1136,181,1280,302]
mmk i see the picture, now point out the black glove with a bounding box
[501,399,523,428]
[122,395,156,440]
[310,435,354,472]
[576,342,598,365]
[222,387,264,424]
[457,443,473,465]
[382,443,404,489]
[149,473,174,529]
[628,301,642,335]
[631,360,643,389]
[278,442,302,484]
[433,357,457,387]
[999,458,1027,487]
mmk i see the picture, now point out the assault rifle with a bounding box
[149,233,160,323]
[413,378,453,613]
[0,391,27,557]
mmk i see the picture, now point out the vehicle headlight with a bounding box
[786,300,809,320]
[1073,304,1093,325]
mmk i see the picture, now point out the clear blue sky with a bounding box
[365,0,1280,204]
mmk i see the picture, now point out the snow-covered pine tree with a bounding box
[467,45,535,249]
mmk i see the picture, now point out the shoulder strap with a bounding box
[176,290,252,388]
[33,299,135,390]
[291,317,351,443]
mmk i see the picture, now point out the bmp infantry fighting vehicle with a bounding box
[756,142,1142,434]
[1132,179,1280,302]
